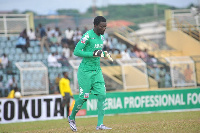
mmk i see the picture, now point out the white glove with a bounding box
[104,51,113,62]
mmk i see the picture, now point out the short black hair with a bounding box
[93,16,106,26]
[63,72,67,76]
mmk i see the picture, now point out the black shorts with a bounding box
[62,93,70,104]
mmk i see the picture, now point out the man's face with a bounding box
[95,22,107,35]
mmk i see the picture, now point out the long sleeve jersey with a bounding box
[74,29,105,70]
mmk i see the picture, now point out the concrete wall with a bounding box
[166,30,200,56]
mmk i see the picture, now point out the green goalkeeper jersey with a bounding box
[74,29,105,70]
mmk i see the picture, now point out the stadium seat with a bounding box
[56,46,63,54]
[121,44,127,51]
[28,47,34,53]
[112,38,118,44]
[31,54,38,61]
[0,42,6,48]
[8,54,14,61]
[4,48,10,54]
[19,54,26,61]
[0,70,3,75]
[16,48,23,54]
[37,53,43,60]
[34,47,40,54]
[26,54,32,61]
[50,47,56,53]
[30,41,37,47]
[10,48,15,54]
[43,53,49,59]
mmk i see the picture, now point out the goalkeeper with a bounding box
[68,16,112,132]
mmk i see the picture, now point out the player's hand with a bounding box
[93,50,113,61]
[93,50,104,57]
[104,51,113,62]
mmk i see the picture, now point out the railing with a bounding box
[171,18,200,41]
[176,20,200,41]
[112,26,159,51]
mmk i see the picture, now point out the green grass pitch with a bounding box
[1,111,200,133]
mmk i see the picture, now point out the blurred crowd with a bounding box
[10,23,161,68]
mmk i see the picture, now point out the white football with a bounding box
[15,92,21,98]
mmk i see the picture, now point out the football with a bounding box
[15,92,21,98]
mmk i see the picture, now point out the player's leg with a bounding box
[68,69,92,132]
[70,69,92,120]
[92,69,112,130]
[65,93,70,117]
[96,93,106,126]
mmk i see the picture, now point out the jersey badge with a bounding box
[81,33,89,44]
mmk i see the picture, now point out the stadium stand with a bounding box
[1,8,200,97]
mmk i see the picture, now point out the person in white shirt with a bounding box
[62,44,70,58]
[47,53,62,67]
[0,54,9,69]
[27,28,36,40]
[65,27,74,45]
[121,49,131,60]
[46,27,53,38]
[54,27,60,37]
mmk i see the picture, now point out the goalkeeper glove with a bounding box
[93,50,104,57]
[93,50,113,62]
[104,51,113,62]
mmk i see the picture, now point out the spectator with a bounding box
[121,49,131,60]
[39,24,50,53]
[59,72,73,117]
[82,26,88,34]
[58,52,70,66]
[184,64,193,83]
[54,27,60,37]
[55,74,61,93]
[27,28,36,41]
[47,52,62,67]
[0,75,4,97]
[20,28,30,47]
[55,51,62,61]
[134,47,140,58]
[0,53,9,69]
[49,33,58,46]
[57,32,63,45]
[0,75,3,89]
[115,49,122,59]
[103,38,111,51]
[16,35,29,53]
[74,27,82,36]
[62,44,70,58]
[46,27,53,38]
[65,27,74,47]
[159,67,166,88]
[129,47,136,58]
[142,49,149,62]
[73,31,82,47]
[35,28,40,40]
[150,55,157,68]
[7,87,20,99]
[6,76,18,92]
[173,66,182,84]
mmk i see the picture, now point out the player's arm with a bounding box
[74,33,113,61]
[74,33,93,57]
